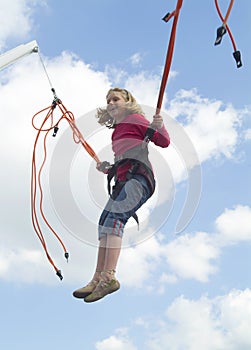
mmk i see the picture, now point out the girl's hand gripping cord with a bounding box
[96,161,112,174]
[151,114,164,129]
[143,114,164,146]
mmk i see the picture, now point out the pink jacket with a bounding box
[111,114,170,182]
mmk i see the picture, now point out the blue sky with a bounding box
[0,1,251,349]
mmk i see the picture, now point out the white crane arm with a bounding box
[0,40,39,71]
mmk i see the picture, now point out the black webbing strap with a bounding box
[142,125,156,145]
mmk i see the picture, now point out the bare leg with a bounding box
[72,236,107,298]
[83,234,122,282]
[84,234,122,302]
[101,234,122,281]
[91,236,107,281]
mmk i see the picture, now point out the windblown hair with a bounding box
[96,87,144,128]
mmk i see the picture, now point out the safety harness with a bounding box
[106,143,156,226]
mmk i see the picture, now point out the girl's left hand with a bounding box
[96,161,111,174]
[151,114,164,129]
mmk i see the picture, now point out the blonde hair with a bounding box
[96,87,144,128]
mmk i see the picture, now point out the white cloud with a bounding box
[169,88,241,162]
[152,87,247,186]
[96,328,137,350]
[94,289,251,350]
[218,289,251,347]
[215,205,251,243]
[130,52,143,66]
[125,71,162,107]
[0,247,53,284]
[118,234,162,288]
[146,289,251,350]
[0,232,99,285]
[0,0,46,50]
[165,232,219,282]
[117,230,218,289]
[244,128,251,140]
[119,205,251,288]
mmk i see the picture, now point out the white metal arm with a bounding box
[0,40,39,71]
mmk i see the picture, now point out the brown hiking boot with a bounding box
[72,280,99,299]
[84,278,120,303]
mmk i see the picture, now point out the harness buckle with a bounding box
[142,126,156,148]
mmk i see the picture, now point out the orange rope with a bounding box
[214,0,242,67]
[31,106,63,278]
[221,0,234,24]
[31,99,100,279]
[156,0,183,114]
[214,0,236,50]
[57,103,100,162]
[156,0,241,116]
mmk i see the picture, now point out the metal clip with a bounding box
[162,12,171,23]
[214,25,227,45]
[52,126,59,137]
[56,270,63,280]
[233,50,242,68]
[64,252,69,262]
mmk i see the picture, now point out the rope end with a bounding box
[214,25,227,45]
[52,125,59,137]
[233,50,242,68]
[56,269,63,280]
[162,12,171,22]
[64,252,69,263]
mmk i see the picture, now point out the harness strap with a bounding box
[106,145,155,228]
[107,159,128,196]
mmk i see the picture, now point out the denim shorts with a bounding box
[98,174,153,239]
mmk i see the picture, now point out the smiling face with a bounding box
[106,91,127,123]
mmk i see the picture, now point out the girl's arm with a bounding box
[151,114,170,148]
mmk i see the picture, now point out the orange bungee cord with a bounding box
[143,0,242,144]
[156,0,183,115]
[31,89,100,280]
[214,0,242,67]
[157,0,241,116]
[143,0,183,143]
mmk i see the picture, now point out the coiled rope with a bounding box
[32,55,100,279]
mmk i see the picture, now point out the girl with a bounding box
[73,88,170,302]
